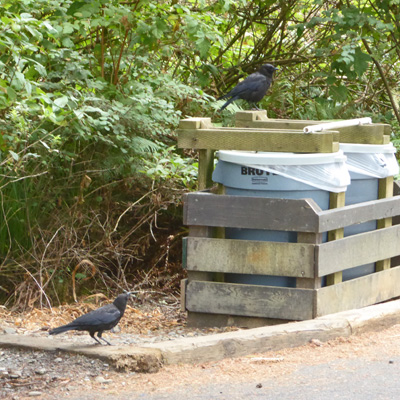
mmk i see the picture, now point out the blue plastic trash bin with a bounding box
[212,150,350,287]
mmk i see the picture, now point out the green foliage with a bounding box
[141,144,197,190]
[2,0,400,306]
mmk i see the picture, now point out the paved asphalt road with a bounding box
[70,355,400,400]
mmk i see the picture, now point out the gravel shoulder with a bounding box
[2,322,400,399]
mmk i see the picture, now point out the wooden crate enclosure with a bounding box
[178,112,399,326]
[182,191,400,323]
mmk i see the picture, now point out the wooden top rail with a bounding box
[317,196,400,232]
[234,111,391,144]
[183,192,322,233]
[177,117,339,153]
[183,192,400,233]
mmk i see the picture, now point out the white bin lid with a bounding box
[217,150,347,166]
[340,142,397,154]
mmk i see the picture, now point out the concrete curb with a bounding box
[0,334,163,373]
[2,299,400,372]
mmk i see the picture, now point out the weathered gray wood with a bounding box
[316,266,400,317]
[184,192,400,233]
[177,128,338,153]
[392,185,400,268]
[180,279,188,312]
[186,225,214,283]
[296,232,322,289]
[183,192,322,232]
[317,195,400,232]
[394,180,400,196]
[185,237,315,278]
[317,224,400,276]
[186,281,314,320]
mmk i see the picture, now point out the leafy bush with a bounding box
[1,0,400,307]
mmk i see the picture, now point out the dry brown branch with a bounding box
[72,259,97,302]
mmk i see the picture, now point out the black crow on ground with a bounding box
[218,64,278,111]
[49,292,131,345]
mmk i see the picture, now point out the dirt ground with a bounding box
[2,296,400,399]
[0,294,238,346]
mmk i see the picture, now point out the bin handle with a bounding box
[304,118,372,133]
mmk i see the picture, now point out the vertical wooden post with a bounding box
[376,176,394,271]
[214,184,226,282]
[180,278,188,312]
[296,232,323,290]
[235,110,268,128]
[196,118,215,190]
[198,149,215,190]
[326,192,346,285]
[178,118,215,191]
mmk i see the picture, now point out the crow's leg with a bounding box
[97,331,112,346]
[89,332,102,345]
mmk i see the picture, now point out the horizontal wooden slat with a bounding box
[177,128,337,153]
[317,224,400,276]
[317,195,400,232]
[316,266,400,317]
[183,192,321,232]
[186,281,314,320]
[185,237,315,278]
[337,125,386,144]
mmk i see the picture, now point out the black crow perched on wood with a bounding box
[49,292,131,345]
[218,64,278,111]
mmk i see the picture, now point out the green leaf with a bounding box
[354,47,371,77]
[63,23,75,34]
[9,150,19,161]
[31,61,47,77]
[54,96,69,108]
[41,21,58,34]
[330,84,348,102]
[196,37,211,59]
[62,37,75,48]
[6,87,17,101]
[0,133,5,151]
[326,76,336,85]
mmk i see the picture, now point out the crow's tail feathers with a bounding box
[49,325,73,335]
[219,96,238,111]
